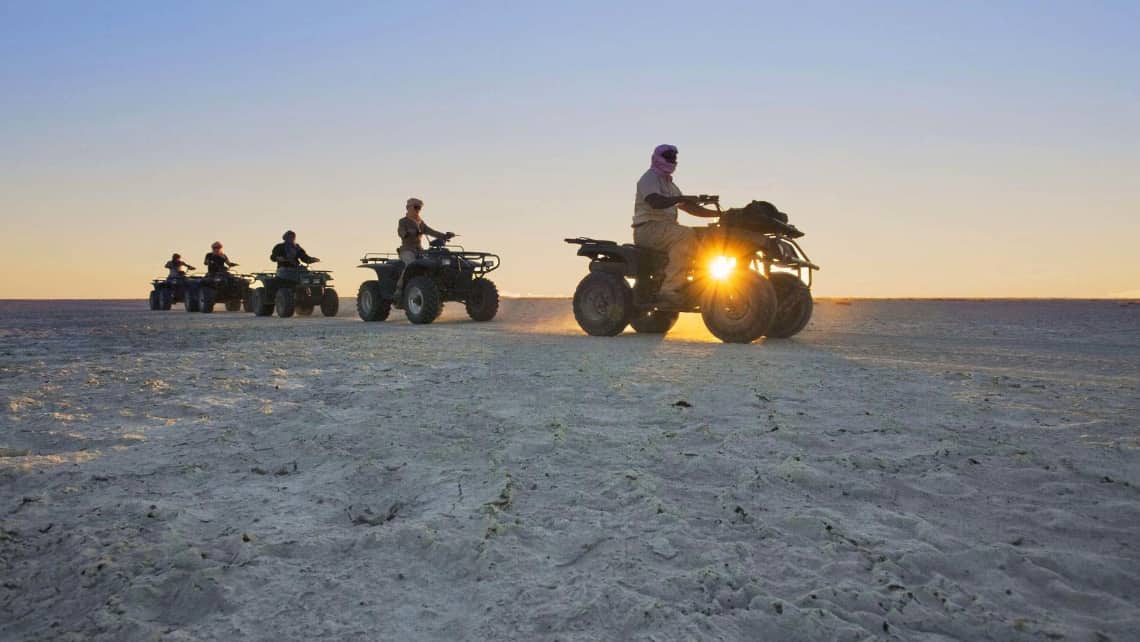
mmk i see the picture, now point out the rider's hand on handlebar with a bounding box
[446,232,455,239]
[310,258,320,263]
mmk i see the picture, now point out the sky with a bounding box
[2,0,1138,299]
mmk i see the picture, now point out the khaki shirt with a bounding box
[633,169,683,226]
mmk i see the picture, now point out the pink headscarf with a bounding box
[650,144,678,180]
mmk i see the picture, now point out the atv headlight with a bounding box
[709,256,736,280]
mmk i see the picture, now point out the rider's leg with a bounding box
[394,250,417,301]
[635,221,696,297]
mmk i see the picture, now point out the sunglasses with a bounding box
[662,151,678,161]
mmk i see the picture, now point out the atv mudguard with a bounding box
[358,262,404,300]
[568,239,665,278]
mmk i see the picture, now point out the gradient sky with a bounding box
[2,0,1138,299]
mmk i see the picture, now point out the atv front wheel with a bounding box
[357,282,391,321]
[404,276,443,324]
[766,273,813,338]
[701,271,777,344]
[630,309,679,334]
[250,288,274,316]
[572,272,633,336]
[148,291,161,310]
[275,288,296,318]
[320,289,339,317]
[160,290,173,310]
[198,287,216,313]
[465,278,499,321]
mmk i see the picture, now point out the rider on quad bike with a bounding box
[165,253,196,280]
[632,144,722,306]
[398,198,453,263]
[196,241,250,313]
[395,197,454,298]
[565,147,819,343]
[356,202,499,324]
[203,241,239,274]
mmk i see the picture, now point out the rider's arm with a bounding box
[644,193,686,209]
[270,243,284,263]
[420,221,446,239]
[644,193,719,218]
[296,245,317,263]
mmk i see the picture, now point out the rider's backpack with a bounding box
[721,200,792,231]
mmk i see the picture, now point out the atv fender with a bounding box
[589,260,630,276]
[358,263,403,300]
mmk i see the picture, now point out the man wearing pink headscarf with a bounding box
[632,144,720,304]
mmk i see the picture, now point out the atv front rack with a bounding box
[251,269,333,285]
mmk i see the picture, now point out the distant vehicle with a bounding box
[196,272,253,313]
[248,268,338,318]
[356,236,500,324]
[148,276,202,312]
[565,197,819,343]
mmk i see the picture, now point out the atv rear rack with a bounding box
[359,250,501,274]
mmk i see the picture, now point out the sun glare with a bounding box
[709,256,736,280]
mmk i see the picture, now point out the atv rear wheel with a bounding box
[225,299,242,312]
[766,272,813,338]
[250,288,274,316]
[630,309,679,334]
[198,287,216,313]
[320,289,339,317]
[701,271,777,343]
[465,278,499,321]
[275,288,296,318]
[404,276,443,324]
[184,288,201,313]
[148,291,161,310]
[572,272,634,336]
[357,282,390,322]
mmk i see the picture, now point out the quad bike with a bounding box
[356,236,501,324]
[565,197,819,343]
[148,276,202,312]
[248,268,338,318]
[195,272,253,313]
